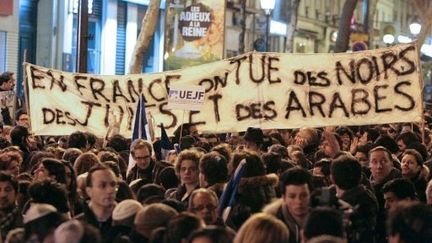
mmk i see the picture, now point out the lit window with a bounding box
[72,0,94,14]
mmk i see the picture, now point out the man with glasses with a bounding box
[126,139,169,184]
[76,164,119,242]
[188,188,219,225]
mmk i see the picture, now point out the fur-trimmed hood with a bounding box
[262,198,283,215]
[238,173,279,192]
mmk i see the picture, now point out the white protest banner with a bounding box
[24,43,423,137]
[167,84,206,111]
[0,91,15,123]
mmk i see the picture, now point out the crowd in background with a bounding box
[0,71,431,243]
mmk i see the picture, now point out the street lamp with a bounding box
[409,18,421,35]
[383,34,395,46]
[260,0,276,52]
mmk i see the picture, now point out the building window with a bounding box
[70,0,102,73]
[0,32,6,72]
[72,0,94,14]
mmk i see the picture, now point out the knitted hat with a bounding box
[54,219,84,243]
[112,199,143,221]
[23,203,58,224]
[134,203,178,230]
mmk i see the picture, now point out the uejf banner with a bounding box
[24,43,423,138]
[164,0,225,70]
[167,85,205,111]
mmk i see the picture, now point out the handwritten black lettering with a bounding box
[398,46,416,75]
[127,79,142,103]
[374,85,392,113]
[268,57,281,84]
[76,101,101,126]
[189,110,206,127]
[148,78,166,102]
[64,111,77,126]
[208,94,222,122]
[74,75,87,96]
[229,56,247,85]
[285,91,306,118]
[47,70,67,91]
[394,81,415,111]
[372,56,381,81]
[159,102,177,129]
[381,52,398,79]
[236,104,250,121]
[356,58,374,84]
[336,60,356,85]
[42,108,55,124]
[112,80,130,103]
[309,91,326,117]
[30,66,46,89]
[164,75,181,91]
[351,88,371,115]
[329,92,349,118]
[90,78,110,102]
[249,54,265,83]
[263,101,277,120]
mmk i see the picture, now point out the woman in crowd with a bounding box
[73,152,101,176]
[187,226,235,243]
[233,213,289,243]
[33,158,67,185]
[0,150,22,176]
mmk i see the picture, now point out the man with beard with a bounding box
[0,172,22,241]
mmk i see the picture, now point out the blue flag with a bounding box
[132,94,148,140]
[218,159,247,222]
[127,94,148,176]
[160,123,174,160]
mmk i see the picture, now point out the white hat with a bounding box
[54,220,84,243]
[23,203,58,224]
[112,199,143,221]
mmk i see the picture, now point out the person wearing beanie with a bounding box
[23,203,65,243]
[54,219,102,243]
[130,203,178,242]
[112,199,143,240]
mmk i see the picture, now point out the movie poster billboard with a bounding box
[164,0,225,71]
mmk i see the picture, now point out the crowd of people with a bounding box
[0,71,431,243]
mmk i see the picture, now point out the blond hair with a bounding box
[234,213,289,243]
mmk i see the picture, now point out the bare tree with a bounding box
[128,0,161,74]
[335,0,359,53]
[285,0,301,53]
[368,0,379,49]
[238,0,247,54]
[412,0,432,54]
